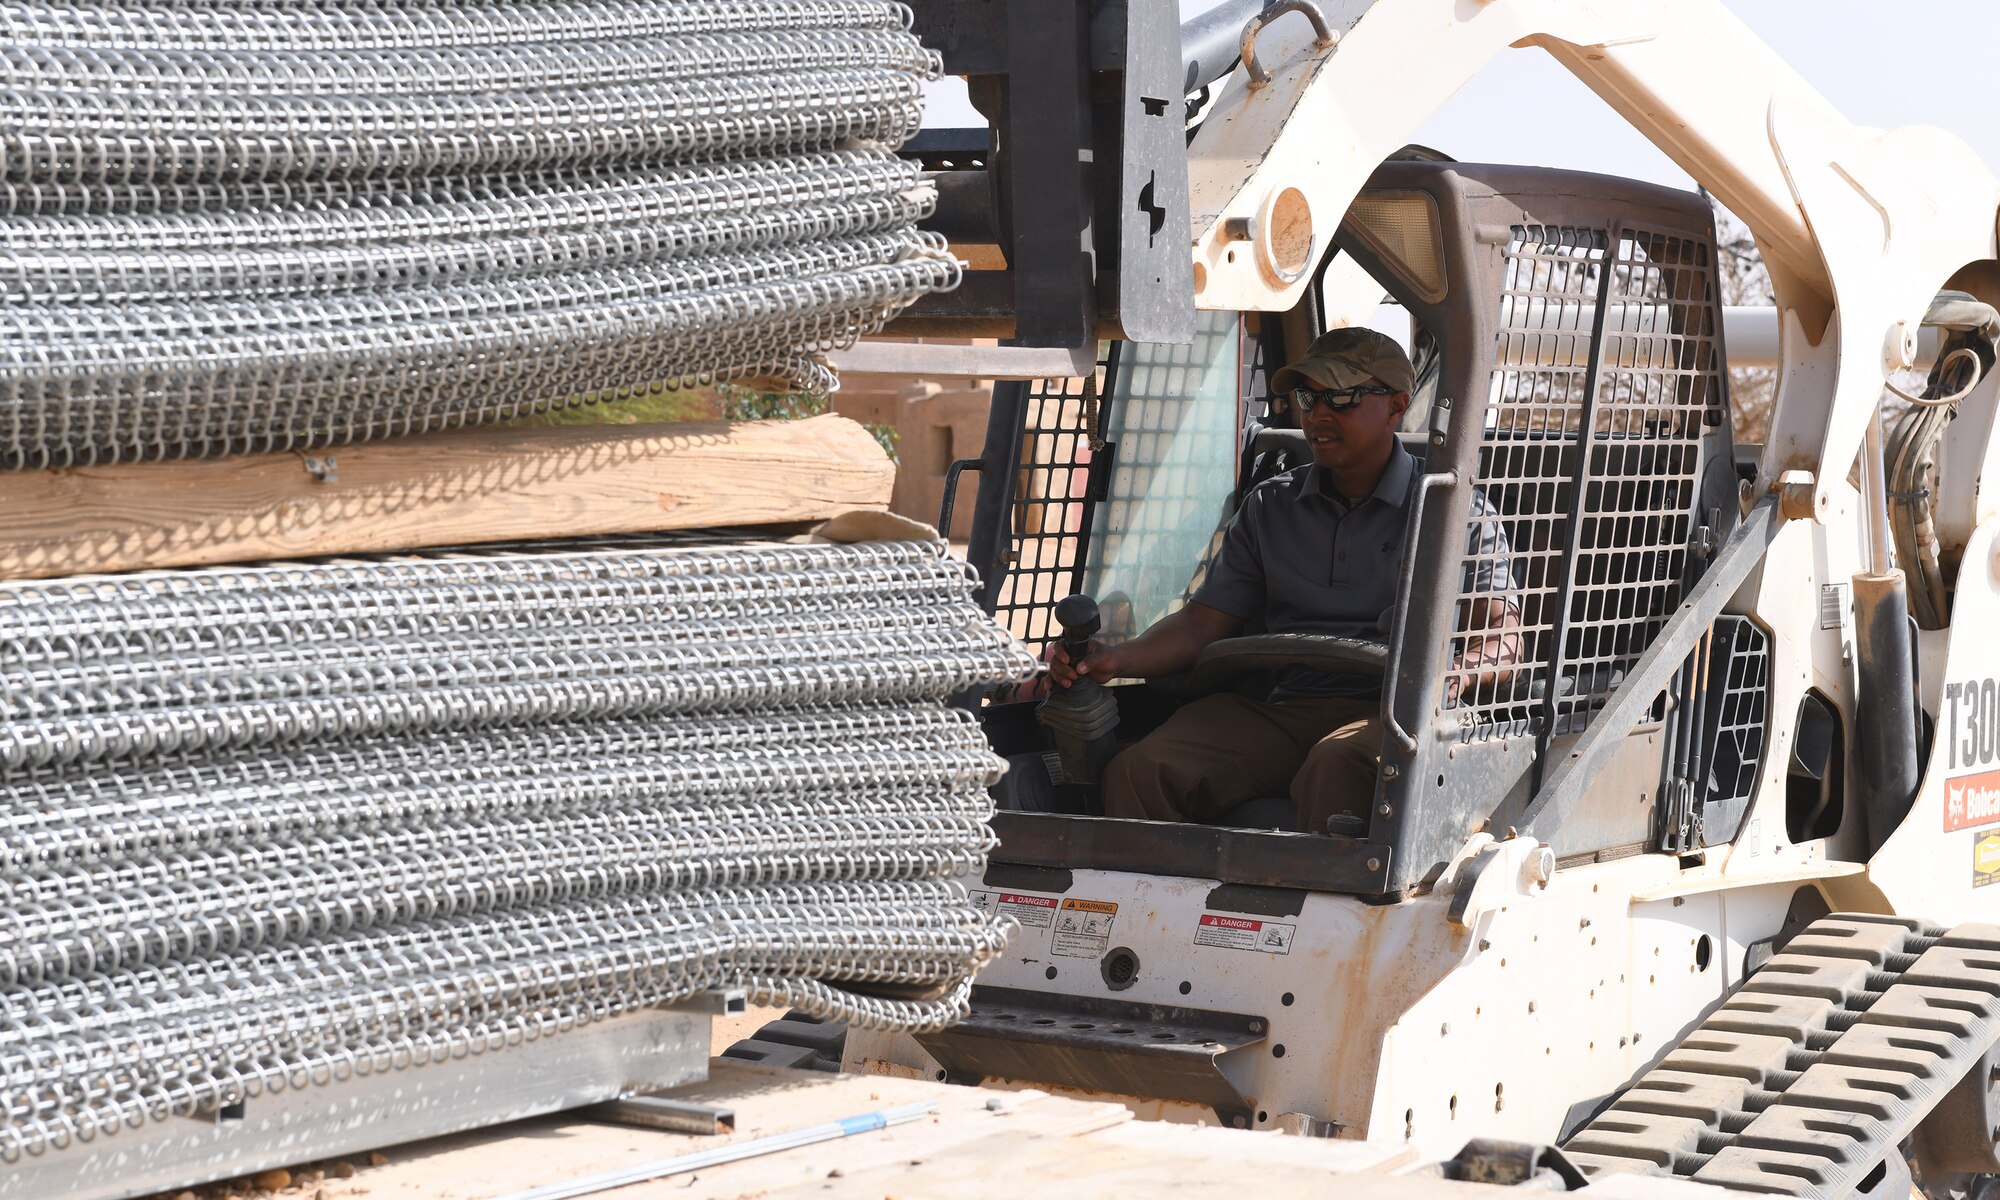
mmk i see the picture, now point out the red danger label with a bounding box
[1945,768,2000,832]
[970,890,1060,929]
[1194,914,1295,954]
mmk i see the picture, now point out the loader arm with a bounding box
[1190,0,2000,512]
[1189,0,1827,318]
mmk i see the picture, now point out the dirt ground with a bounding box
[710,1003,788,1053]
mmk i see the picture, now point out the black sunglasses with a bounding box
[1289,384,1394,414]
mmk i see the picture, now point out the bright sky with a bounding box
[923,1,2000,186]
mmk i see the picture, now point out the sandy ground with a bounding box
[710,1003,790,1052]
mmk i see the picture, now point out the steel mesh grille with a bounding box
[1241,322,1270,431]
[992,366,1108,650]
[1706,616,1769,812]
[0,535,1038,1160]
[1553,229,1719,735]
[1450,224,1723,738]
[1449,225,1605,735]
[0,0,956,468]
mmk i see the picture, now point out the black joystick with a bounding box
[1054,593,1102,672]
[1037,593,1122,788]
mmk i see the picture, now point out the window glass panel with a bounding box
[1082,311,1242,640]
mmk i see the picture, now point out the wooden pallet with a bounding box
[0,415,893,580]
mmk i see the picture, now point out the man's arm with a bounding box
[1049,601,1244,688]
[1447,596,1523,703]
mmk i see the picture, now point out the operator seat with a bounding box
[1191,427,1423,835]
[1101,407,1428,834]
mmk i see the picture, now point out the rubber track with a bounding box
[721,1010,847,1073]
[1561,914,2000,1197]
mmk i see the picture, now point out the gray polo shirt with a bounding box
[1191,444,1511,700]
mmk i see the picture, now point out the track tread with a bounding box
[720,1010,848,1072]
[751,1016,850,1056]
[1561,916,2000,1198]
[719,1040,825,1070]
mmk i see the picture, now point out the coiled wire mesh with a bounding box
[0,0,956,467]
[0,536,1038,1161]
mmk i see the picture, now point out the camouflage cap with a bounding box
[1269,326,1414,396]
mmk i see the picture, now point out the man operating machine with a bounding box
[1051,327,1521,834]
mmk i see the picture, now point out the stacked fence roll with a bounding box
[0,0,957,468]
[0,535,1038,1161]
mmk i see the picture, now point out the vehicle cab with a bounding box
[847,159,1803,1155]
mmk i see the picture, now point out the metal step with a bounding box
[1562,914,2000,1197]
[913,985,1268,1127]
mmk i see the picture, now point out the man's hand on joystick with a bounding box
[1048,594,1121,689]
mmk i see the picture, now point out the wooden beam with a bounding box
[0,415,895,580]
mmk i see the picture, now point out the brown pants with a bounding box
[1101,694,1382,833]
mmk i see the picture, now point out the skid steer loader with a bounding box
[739,0,2000,1193]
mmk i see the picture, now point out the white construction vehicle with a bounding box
[739,0,2000,1194]
[11,0,2000,1195]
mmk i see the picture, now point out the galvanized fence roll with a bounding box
[2,539,1029,771]
[0,704,1000,870]
[0,883,1009,1161]
[0,1,912,53]
[0,536,1038,1161]
[0,0,956,467]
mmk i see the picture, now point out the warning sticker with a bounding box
[1945,768,2000,832]
[1976,832,2000,887]
[1194,913,1296,955]
[971,890,1060,929]
[1050,898,1118,958]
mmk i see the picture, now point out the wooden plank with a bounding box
[195,1060,1729,1200]
[286,1063,1124,1200]
[791,1128,1393,1200]
[0,415,894,580]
